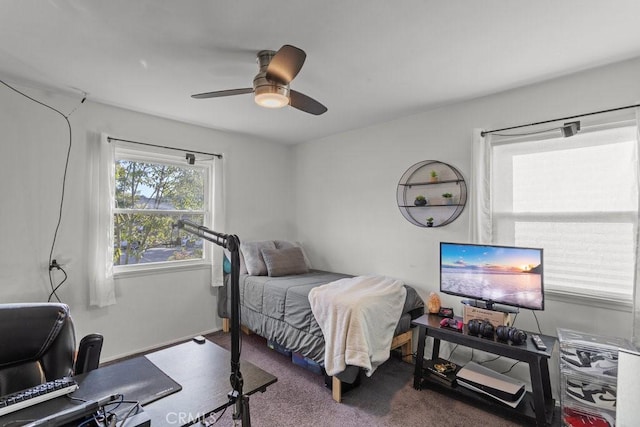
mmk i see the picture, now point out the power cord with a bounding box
[0,78,86,302]
[201,398,231,425]
[447,343,459,360]
[532,311,542,334]
[102,396,142,427]
[500,360,520,375]
[48,259,68,302]
[477,354,502,365]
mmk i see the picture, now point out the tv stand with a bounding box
[412,314,555,426]
[461,299,520,314]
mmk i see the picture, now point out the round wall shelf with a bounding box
[396,160,467,227]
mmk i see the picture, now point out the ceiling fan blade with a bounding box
[289,90,327,115]
[191,88,253,99]
[266,45,306,84]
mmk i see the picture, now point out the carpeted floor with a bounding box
[205,331,536,426]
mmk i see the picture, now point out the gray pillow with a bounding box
[261,247,309,277]
[273,240,312,269]
[240,240,276,276]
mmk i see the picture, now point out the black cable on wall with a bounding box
[0,78,86,302]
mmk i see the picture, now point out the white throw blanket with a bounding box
[308,275,407,377]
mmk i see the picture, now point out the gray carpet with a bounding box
[206,331,534,426]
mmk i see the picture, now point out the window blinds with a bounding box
[491,124,638,304]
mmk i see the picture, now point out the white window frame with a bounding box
[112,144,214,277]
[485,120,639,311]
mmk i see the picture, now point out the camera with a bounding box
[467,319,495,338]
[496,325,528,345]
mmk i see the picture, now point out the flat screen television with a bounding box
[440,242,544,311]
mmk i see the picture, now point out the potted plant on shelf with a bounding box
[426,217,434,227]
[430,170,438,183]
[442,193,453,205]
[414,195,427,206]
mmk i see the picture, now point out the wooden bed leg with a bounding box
[401,336,413,363]
[332,376,342,403]
[329,331,412,404]
[222,317,252,335]
[390,330,413,363]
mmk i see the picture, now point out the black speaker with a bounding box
[467,319,495,338]
[496,325,528,345]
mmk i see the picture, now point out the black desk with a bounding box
[412,314,555,426]
[143,340,276,424]
[0,340,277,426]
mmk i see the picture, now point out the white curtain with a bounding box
[470,129,492,244]
[210,155,226,287]
[635,109,640,347]
[88,133,116,307]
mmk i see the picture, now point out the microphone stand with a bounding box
[173,220,249,426]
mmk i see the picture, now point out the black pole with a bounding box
[227,234,248,425]
[481,103,640,137]
[106,136,222,158]
[172,220,249,425]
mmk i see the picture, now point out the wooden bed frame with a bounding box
[221,318,413,403]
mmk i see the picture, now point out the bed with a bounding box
[218,240,425,402]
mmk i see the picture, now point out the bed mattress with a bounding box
[218,270,424,365]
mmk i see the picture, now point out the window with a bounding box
[113,146,212,271]
[489,123,639,306]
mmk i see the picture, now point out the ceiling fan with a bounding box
[191,45,327,115]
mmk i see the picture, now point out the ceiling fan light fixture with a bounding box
[255,92,289,108]
[192,45,326,115]
[254,84,289,109]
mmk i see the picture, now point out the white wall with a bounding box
[0,84,294,360]
[293,57,640,388]
[2,56,639,384]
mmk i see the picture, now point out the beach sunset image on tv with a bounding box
[440,243,544,310]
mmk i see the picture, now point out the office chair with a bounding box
[74,333,104,375]
[0,303,103,396]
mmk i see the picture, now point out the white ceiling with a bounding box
[2,1,640,144]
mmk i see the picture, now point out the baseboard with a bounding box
[101,328,220,363]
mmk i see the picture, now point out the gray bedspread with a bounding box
[218,270,425,365]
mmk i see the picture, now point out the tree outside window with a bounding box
[113,153,209,267]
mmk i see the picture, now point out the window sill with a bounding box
[114,260,210,279]
[546,289,633,312]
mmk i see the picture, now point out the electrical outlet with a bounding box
[48,257,72,271]
[49,259,61,271]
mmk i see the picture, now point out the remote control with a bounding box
[531,334,547,351]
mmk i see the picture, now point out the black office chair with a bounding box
[75,333,104,375]
[0,303,103,396]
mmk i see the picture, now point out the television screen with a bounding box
[440,242,544,311]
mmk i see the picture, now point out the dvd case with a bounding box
[423,358,460,388]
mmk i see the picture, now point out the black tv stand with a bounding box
[412,314,556,426]
[461,299,520,314]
